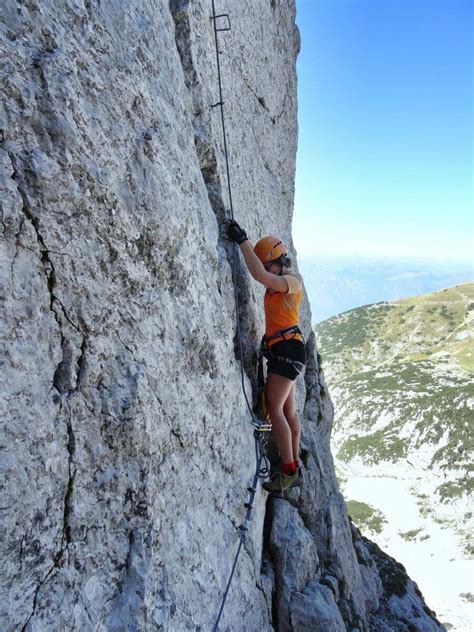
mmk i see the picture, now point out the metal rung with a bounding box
[211,101,224,108]
[247,486,256,494]
[244,502,254,509]
[211,13,231,32]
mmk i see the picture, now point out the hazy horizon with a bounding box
[298,255,473,323]
[297,251,474,269]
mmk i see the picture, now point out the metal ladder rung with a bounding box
[211,13,231,32]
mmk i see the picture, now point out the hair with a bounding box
[274,254,291,268]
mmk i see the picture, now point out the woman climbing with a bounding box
[227,220,306,492]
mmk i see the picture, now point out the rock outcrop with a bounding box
[1,1,444,630]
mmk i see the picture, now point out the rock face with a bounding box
[1,2,444,631]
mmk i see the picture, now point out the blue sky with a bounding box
[293,0,473,262]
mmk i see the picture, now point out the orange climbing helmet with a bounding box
[254,236,287,263]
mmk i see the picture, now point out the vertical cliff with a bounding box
[1,1,444,630]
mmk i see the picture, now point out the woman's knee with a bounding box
[267,402,286,425]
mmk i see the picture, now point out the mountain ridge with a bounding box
[299,254,473,323]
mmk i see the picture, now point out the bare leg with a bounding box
[283,383,301,463]
[265,372,294,464]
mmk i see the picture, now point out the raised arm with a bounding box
[239,241,289,292]
[227,221,289,293]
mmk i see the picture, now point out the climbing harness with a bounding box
[258,325,306,380]
[264,324,304,346]
[210,2,270,630]
[256,327,305,422]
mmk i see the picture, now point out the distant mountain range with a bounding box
[299,255,473,323]
[315,282,474,631]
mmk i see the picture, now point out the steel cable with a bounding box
[210,2,270,629]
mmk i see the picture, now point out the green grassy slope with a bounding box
[317,282,474,376]
[315,282,474,500]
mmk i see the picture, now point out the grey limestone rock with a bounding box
[320,573,340,601]
[290,581,346,632]
[267,498,320,630]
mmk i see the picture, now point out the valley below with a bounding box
[315,282,474,631]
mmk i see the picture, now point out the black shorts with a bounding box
[266,339,306,381]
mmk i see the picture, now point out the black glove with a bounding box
[227,220,248,245]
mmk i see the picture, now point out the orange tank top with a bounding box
[264,274,303,347]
